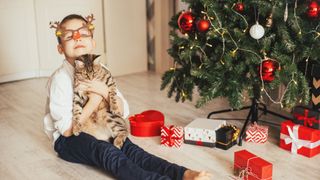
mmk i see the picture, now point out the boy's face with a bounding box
[57,19,95,63]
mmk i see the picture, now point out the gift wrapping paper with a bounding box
[280,120,320,158]
[161,125,183,147]
[245,122,268,143]
[234,150,273,180]
[184,118,226,147]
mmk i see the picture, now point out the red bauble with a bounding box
[196,19,210,32]
[178,11,195,33]
[307,1,319,18]
[260,59,280,82]
[234,2,244,13]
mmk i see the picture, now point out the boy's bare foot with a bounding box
[183,169,212,180]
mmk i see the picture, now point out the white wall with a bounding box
[35,0,105,77]
[0,0,147,83]
[0,0,39,82]
[104,0,147,76]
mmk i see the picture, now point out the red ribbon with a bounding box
[196,141,203,146]
[161,125,181,147]
[294,109,319,127]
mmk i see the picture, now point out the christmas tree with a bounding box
[161,0,320,109]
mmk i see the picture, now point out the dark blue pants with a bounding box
[54,133,187,180]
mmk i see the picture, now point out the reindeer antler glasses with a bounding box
[50,14,95,41]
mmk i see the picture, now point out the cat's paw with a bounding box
[113,136,127,149]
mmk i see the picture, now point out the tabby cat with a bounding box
[72,54,128,149]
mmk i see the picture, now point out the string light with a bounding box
[231,3,249,32]
[181,91,187,98]
[230,48,239,57]
[316,32,320,39]
[259,55,298,107]
[170,2,311,108]
[202,4,302,107]
[294,0,302,36]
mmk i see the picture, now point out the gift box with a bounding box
[129,110,164,137]
[234,150,273,180]
[311,63,320,78]
[292,106,320,129]
[280,120,320,158]
[184,118,226,147]
[310,64,320,110]
[215,125,240,150]
[245,122,268,143]
[160,125,183,147]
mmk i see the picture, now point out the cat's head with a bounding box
[74,54,101,80]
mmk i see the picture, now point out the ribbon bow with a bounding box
[230,156,272,180]
[161,126,181,147]
[284,125,311,154]
[294,109,319,127]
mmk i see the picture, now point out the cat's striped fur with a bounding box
[72,54,128,149]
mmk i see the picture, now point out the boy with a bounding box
[44,14,212,180]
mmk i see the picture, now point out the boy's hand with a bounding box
[80,79,109,100]
[87,92,103,104]
[78,92,103,125]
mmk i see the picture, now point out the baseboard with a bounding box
[0,71,39,83]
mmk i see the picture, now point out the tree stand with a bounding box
[207,85,292,146]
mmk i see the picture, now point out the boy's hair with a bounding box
[57,14,92,44]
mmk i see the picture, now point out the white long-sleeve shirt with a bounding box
[43,60,129,143]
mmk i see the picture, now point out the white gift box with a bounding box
[184,118,226,147]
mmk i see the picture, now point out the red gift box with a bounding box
[279,120,320,158]
[245,122,268,143]
[234,150,273,180]
[292,106,320,129]
[129,110,164,137]
[161,125,183,147]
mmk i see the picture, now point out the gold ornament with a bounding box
[88,24,95,30]
[55,30,62,37]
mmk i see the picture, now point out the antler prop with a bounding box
[85,14,95,30]
[49,21,62,37]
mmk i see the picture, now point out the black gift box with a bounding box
[215,126,239,150]
[311,64,320,110]
[297,60,319,83]
[311,64,320,78]
[292,106,320,129]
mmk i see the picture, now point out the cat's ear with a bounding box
[74,60,84,68]
[92,54,101,65]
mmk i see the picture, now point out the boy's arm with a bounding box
[49,74,103,137]
[81,79,130,119]
[49,74,74,137]
[63,91,127,137]
[63,94,103,137]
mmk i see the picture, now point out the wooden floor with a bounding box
[0,72,319,180]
